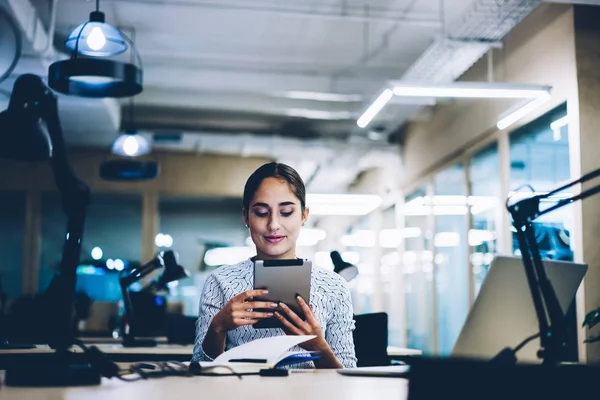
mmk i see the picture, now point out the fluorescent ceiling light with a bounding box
[307,194,382,216]
[204,246,255,267]
[550,115,569,131]
[276,91,363,102]
[356,82,552,129]
[496,93,550,130]
[391,82,551,99]
[285,108,353,120]
[356,89,393,128]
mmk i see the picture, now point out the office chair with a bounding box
[166,314,197,345]
[353,312,390,367]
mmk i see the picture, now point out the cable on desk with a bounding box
[514,333,541,353]
[72,339,246,381]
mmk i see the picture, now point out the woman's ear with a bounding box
[242,208,249,227]
[302,207,310,226]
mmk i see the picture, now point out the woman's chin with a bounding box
[259,246,293,259]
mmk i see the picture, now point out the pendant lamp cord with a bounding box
[96,0,100,12]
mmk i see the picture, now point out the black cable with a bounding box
[514,332,541,353]
[73,339,246,381]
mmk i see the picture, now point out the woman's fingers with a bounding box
[232,310,274,319]
[278,302,309,331]
[274,312,303,335]
[295,296,318,326]
[234,289,268,302]
[233,318,260,326]
[238,301,278,311]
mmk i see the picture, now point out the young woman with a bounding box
[192,162,357,369]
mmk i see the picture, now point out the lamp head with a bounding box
[0,74,52,161]
[330,250,359,282]
[158,250,191,284]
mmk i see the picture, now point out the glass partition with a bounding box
[403,187,434,354]
[433,164,469,355]
[469,143,501,298]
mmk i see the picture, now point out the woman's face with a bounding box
[243,177,309,260]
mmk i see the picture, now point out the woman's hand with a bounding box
[210,289,278,334]
[275,295,329,353]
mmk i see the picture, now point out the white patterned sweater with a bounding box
[192,258,357,369]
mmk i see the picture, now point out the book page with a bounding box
[213,335,315,366]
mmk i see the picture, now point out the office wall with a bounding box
[400,3,577,186]
[0,150,270,196]
[573,4,600,363]
[0,150,270,293]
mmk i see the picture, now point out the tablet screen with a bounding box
[252,259,312,329]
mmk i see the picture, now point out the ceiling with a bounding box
[0,0,582,194]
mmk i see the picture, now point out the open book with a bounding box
[199,335,318,374]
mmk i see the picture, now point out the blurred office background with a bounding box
[1,0,599,362]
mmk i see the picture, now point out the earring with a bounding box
[245,224,249,228]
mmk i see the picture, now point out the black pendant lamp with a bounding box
[48,0,142,98]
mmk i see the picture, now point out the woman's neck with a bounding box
[254,249,297,261]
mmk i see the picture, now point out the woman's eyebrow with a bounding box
[252,201,296,208]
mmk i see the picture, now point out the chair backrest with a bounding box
[353,312,390,367]
[166,314,197,345]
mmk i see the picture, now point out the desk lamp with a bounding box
[0,74,98,386]
[330,250,359,282]
[407,168,600,400]
[119,250,190,347]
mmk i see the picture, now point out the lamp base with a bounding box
[407,356,600,400]
[4,363,101,387]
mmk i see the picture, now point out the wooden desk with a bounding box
[387,346,422,357]
[0,370,409,400]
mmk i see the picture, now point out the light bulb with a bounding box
[123,136,140,156]
[87,26,106,51]
[91,246,103,260]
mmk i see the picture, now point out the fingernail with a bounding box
[279,302,287,309]
[266,313,273,317]
[270,303,278,308]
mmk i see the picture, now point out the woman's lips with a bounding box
[264,236,285,244]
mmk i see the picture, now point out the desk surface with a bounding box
[1,344,419,357]
[0,344,193,355]
[0,370,408,400]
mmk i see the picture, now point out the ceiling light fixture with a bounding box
[356,82,551,129]
[496,93,550,130]
[111,96,151,157]
[48,0,142,98]
[391,82,551,99]
[64,0,127,57]
[356,89,393,129]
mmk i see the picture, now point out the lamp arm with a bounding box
[506,165,600,364]
[118,257,163,337]
[28,83,91,354]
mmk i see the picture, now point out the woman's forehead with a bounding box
[252,177,298,204]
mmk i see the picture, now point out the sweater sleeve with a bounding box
[191,272,225,362]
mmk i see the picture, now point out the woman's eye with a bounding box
[281,211,293,217]
[254,211,268,217]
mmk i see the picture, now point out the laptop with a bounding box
[338,255,586,377]
[451,255,587,362]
